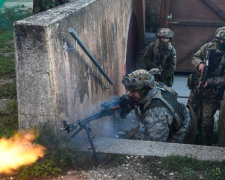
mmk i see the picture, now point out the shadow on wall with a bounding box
[125,12,139,74]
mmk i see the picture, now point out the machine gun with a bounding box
[61,96,127,161]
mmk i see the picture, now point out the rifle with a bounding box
[61,96,128,161]
[196,50,210,109]
[195,50,210,143]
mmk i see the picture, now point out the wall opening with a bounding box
[125,12,139,74]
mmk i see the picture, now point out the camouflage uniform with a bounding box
[121,69,191,143]
[143,28,177,87]
[188,27,225,145]
[33,0,69,14]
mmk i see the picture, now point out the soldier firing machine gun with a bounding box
[60,68,161,161]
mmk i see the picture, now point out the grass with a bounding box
[0,6,31,137]
[0,82,16,98]
[0,59,15,76]
[141,155,225,180]
[0,100,18,138]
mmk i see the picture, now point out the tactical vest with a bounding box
[153,39,173,67]
[140,86,186,131]
[208,49,225,77]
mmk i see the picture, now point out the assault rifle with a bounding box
[195,50,210,143]
[196,50,210,109]
[61,96,129,161]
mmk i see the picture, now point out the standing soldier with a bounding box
[187,27,225,145]
[143,28,176,87]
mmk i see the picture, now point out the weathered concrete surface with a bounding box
[80,137,225,162]
[14,0,145,132]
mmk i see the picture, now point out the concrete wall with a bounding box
[14,0,145,134]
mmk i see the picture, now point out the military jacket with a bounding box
[120,85,190,142]
[143,39,176,86]
[192,40,225,88]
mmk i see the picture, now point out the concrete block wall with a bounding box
[14,0,145,134]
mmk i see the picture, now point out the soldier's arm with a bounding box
[143,106,173,142]
[162,47,177,78]
[192,43,209,70]
[143,43,156,69]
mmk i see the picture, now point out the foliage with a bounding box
[0,5,32,29]
[0,0,4,8]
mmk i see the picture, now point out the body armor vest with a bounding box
[153,39,172,67]
[140,87,187,131]
[208,49,225,77]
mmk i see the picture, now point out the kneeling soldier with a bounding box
[120,69,194,143]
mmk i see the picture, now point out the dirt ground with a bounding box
[43,155,177,180]
[1,155,180,180]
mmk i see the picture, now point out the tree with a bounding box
[33,0,69,14]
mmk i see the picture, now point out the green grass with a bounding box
[0,82,16,98]
[0,29,13,40]
[0,100,18,138]
[0,59,15,76]
[0,5,31,136]
[0,47,14,53]
[141,155,225,180]
[0,40,13,48]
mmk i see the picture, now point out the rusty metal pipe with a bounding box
[68,28,114,86]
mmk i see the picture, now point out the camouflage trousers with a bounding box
[188,89,220,145]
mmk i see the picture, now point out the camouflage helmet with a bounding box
[157,28,174,38]
[215,27,225,40]
[122,69,155,91]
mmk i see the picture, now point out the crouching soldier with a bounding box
[120,69,196,143]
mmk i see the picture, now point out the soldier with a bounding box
[120,69,193,143]
[143,28,176,87]
[187,27,225,145]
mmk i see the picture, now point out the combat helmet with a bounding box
[157,28,174,38]
[122,69,155,91]
[215,27,225,40]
